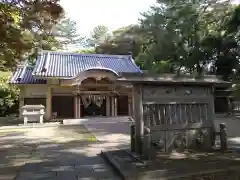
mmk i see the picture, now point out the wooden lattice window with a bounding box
[143,103,209,127]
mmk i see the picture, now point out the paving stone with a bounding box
[0,124,122,180]
[77,175,98,180]
[0,174,17,180]
[92,164,115,179]
[77,178,98,180]
[75,165,97,179]
[98,178,120,180]
[56,171,78,180]
[54,165,75,172]
[16,171,56,180]
[37,165,62,173]
[20,163,38,172]
[0,168,17,180]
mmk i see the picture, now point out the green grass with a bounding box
[84,128,98,142]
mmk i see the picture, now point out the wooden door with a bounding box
[24,98,46,107]
[52,96,74,118]
[117,96,129,116]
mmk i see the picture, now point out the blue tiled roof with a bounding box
[32,51,142,77]
[9,66,46,84]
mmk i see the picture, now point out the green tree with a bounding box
[53,16,86,50]
[0,71,19,116]
[96,25,144,58]
[0,0,64,70]
[87,25,109,47]
[137,0,238,78]
[75,48,96,54]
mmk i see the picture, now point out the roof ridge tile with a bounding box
[39,50,130,60]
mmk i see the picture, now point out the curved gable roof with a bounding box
[32,51,142,78]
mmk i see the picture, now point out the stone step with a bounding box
[102,149,240,180]
[101,149,146,180]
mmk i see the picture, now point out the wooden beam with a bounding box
[45,86,52,120]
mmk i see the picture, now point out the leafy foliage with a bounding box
[0,0,64,69]
[96,25,144,57]
[53,16,86,50]
[136,0,240,79]
[93,1,240,80]
[0,71,19,116]
[87,25,110,47]
[76,48,96,54]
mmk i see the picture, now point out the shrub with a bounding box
[0,72,19,116]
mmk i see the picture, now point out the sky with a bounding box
[60,0,156,37]
[60,0,240,37]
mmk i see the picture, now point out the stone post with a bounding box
[220,123,228,152]
[130,123,135,152]
[133,84,144,155]
[143,127,151,159]
[209,86,216,147]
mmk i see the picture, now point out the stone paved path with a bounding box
[0,124,121,180]
[80,116,131,151]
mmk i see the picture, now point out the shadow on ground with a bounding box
[0,124,124,180]
[0,116,22,127]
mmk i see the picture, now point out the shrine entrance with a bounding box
[64,67,133,118]
[81,95,106,117]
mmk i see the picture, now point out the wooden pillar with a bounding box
[79,96,81,118]
[111,96,115,116]
[128,96,132,116]
[74,96,78,118]
[75,95,81,119]
[106,96,110,116]
[46,86,52,120]
[133,84,144,154]
[114,97,117,116]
